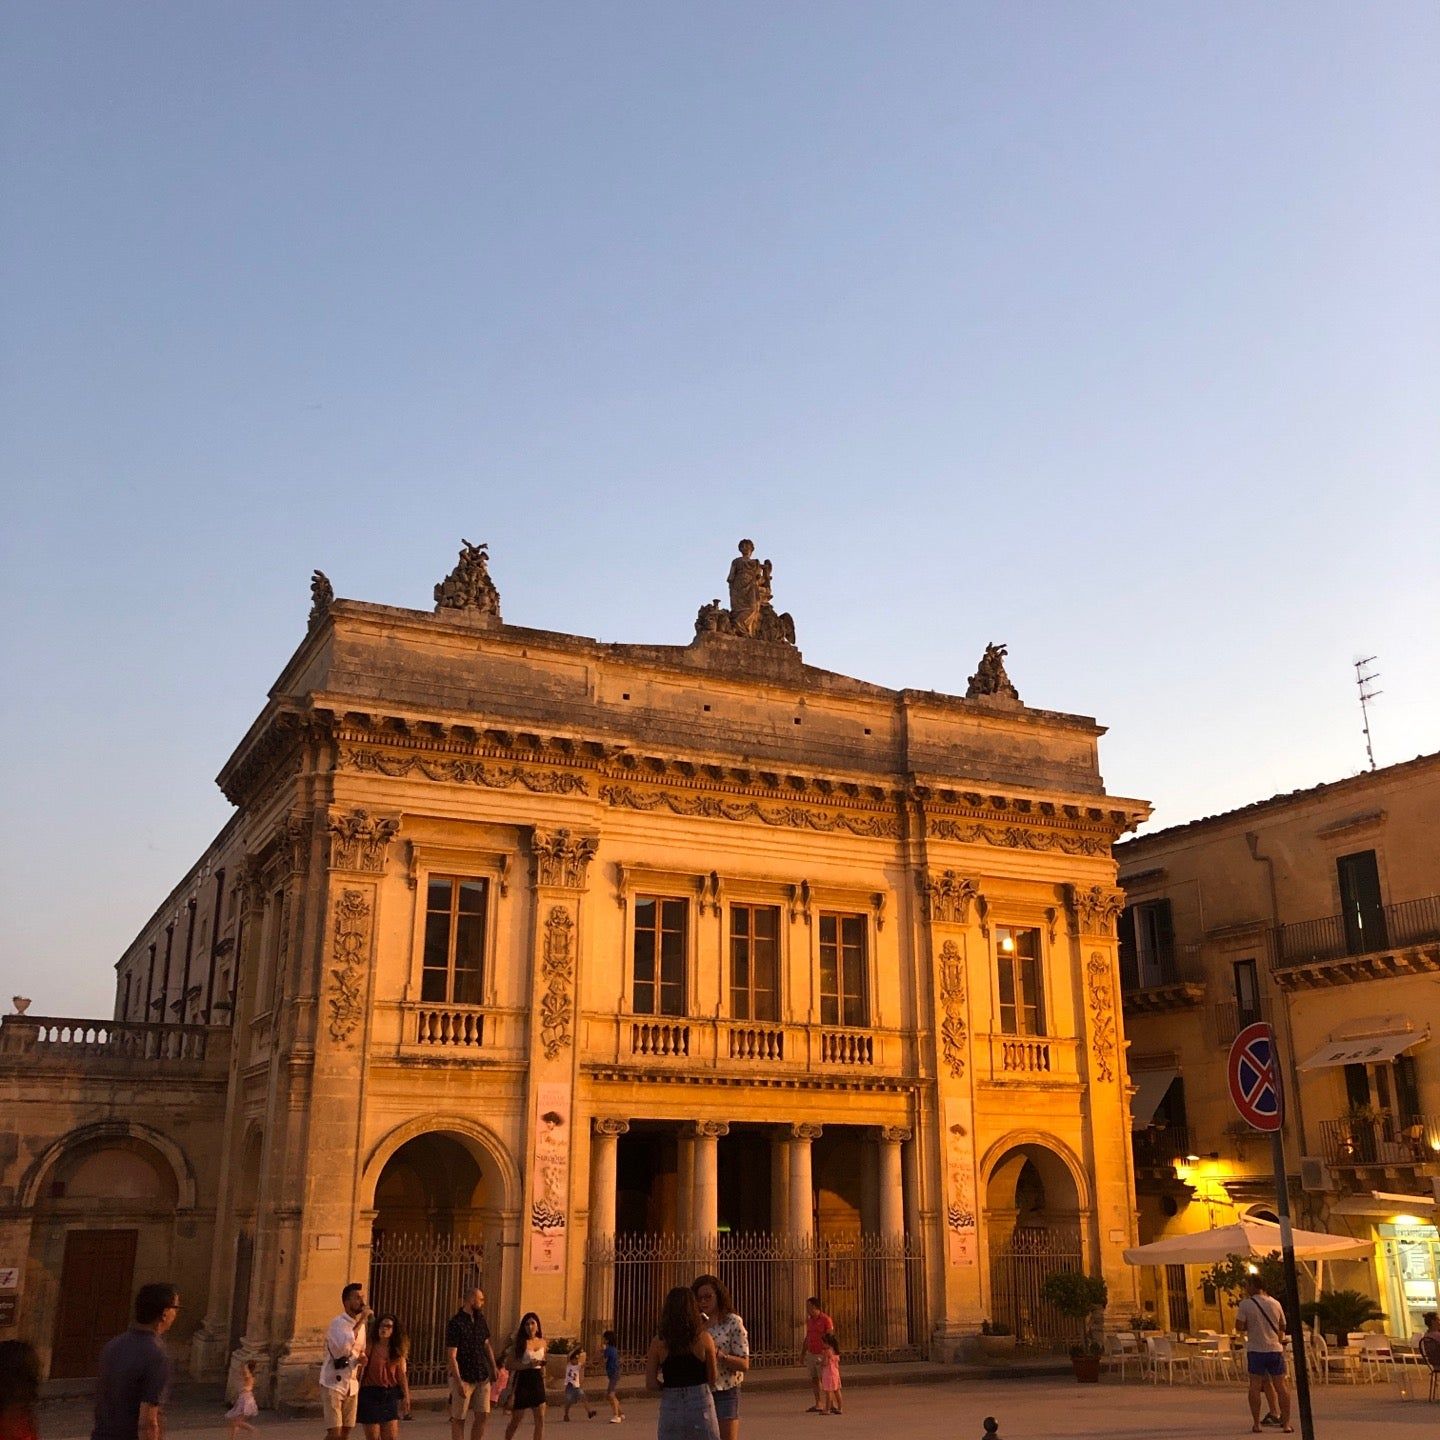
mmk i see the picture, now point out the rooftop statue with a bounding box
[308,569,334,628]
[694,539,796,646]
[435,539,502,619]
[966,642,1021,703]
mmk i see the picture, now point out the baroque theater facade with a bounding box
[0,540,1148,1398]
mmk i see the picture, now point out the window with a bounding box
[1118,900,1174,989]
[1336,850,1387,956]
[996,926,1044,1035]
[730,905,780,1021]
[422,877,488,1004]
[819,913,867,1027]
[1233,959,1260,1025]
[633,896,687,1016]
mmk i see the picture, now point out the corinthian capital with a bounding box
[1066,883,1127,937]
[328,808,400,873]
[532,828,599,888]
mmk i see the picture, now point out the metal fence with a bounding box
[368,1233,486,1387]
[585,1232,927,1371]
[987,1226,1084,1345]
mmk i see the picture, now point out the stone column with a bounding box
[588,1119,628,1336]
[676,1131,696,1235]
[769,1133,790,1235]
[788,1124,822,1349]
[878,1126,911,1351]
[691,1121,728,1239]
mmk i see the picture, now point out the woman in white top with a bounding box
[691,1275,749,1440]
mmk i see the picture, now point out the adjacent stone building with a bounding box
[1,541,1148,1397]
[1117,752,1440,1336]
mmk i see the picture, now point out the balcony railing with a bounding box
[1211,998,1270,1046]
[1132,1124,1193,1169]
[1275,894,1440,968]
[977,1032,1081,1084]
[0,1014,222,1065]
[1119,942,1204,994]
[1318,1113,1440,1168]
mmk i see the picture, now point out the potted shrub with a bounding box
[1300,1289,1384,1345]
[1041,1270,1108,1383]
[544,1336,573,1384]
[976,1319,1016,1360]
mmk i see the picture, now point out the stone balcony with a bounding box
[975,1030,1081,1087]
[0,1013,228,1074]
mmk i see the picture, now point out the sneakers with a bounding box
[609,1417,624,1425]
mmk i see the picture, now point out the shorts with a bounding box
[1247,1351,1286,1378]
[605,1376,620,1397]
[564,1385,586,1406]
[711,1387,740,1422]
[357,1386,402,1425]
[803,1352,825,1383]
[322,1386,359,1430]
[450,1377,493,1419]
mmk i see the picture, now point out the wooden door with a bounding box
[50,1229,138,1378]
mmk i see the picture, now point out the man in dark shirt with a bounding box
[445,1287,497,1440]
[92,1283,178,1440]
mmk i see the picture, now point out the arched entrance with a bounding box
[366,1127,513,1387]
[983,1139,1086,1343]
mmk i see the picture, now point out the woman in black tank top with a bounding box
[645,1287,720,1440]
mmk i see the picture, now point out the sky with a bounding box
[2,3,1437,1017]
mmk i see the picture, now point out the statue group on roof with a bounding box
[694,539,796,646]
[434,539,502,618]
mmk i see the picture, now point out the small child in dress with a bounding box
[601,1331,623,1423]
[562,1346,596,1421]
[491,1345,511,1411]
[818,1332,841,1415]
[225,1360,259,1439]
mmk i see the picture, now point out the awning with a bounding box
[1130,1069,1179,1129]
[1327,1192,1437,1219]
[1299,1033,1424,1070]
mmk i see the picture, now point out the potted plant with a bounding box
[1041,1270,1108,1382]
[976,1318,1016,1360]
[544,1335,573,1383]
[1300,1289,1384,1345]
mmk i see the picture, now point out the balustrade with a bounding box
[727,1024,785,1061]
[631,1019,691,1058]
[0,1014,220,1065]
[413,1005,486,1049]
[819,1028,874,1066]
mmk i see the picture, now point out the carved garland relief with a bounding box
[938,939,969,1078]
[930,819,1110,857]
[327,888,372,1043]
[339,747,588,795]
[1087,949,1117,1082]
[539,906,576,1059]
[601,784,899,838]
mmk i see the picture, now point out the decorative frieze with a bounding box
[327,888,372,1043]
[938,940,969,1079]
[328,809,400,873]
[1067,883,1127,937]
[1086,949,1117,1082]
[929,819,1110,857]
[600,784,899,839]
[532,829,598,889]
[919,870,980,926]
[539,906,576,1059]
[338,746,588,795]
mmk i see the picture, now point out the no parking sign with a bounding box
[1227,1021,1283,1132]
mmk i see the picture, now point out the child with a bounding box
[818,1332,841,1416]
[563,1346,597,1421]
[491,1344,512,1411]
[601,1331,623,1424]
[225,1360,259,1439]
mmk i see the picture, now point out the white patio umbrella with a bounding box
[1123,1217,1371,1266]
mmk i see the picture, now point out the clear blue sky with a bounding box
[3,3,1436,1016]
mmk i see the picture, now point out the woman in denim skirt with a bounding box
[645,1288,719,1440]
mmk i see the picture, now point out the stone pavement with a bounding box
[39,1375,1438,1440]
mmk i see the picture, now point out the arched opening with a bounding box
[28,1132,181,1378]
[983,1140,1086,1343]
[367,1130,508,1388]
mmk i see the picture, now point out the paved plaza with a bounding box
[40,1377,1440,1440]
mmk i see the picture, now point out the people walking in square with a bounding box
[503,1313,548,1440]
[1236,1276,1292,1434]
[797,1298,833,1414]
[691,1275,747,1440]
[225,1361,258,1440]
[600,1332,622,1424]
[321,1283,370,1440]
[358,1315,410,1440]
[645,1288,718,1440]
[816,1335,840,1416]
[0,1339,41,1440]
[447,1289,499,1440]
[562,1347,596,1421]
[91,1283,179,1440]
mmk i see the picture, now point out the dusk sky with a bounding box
[3,3,1436,1016]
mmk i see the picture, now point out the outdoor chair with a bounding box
[1194,1334,1235,1384]
[1101,1331,1142,1381]
[1311,1332,1362,1385]
[1147,1334,1192,1385]
[1356,1333,1394,1382]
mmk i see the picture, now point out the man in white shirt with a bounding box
[320,1282,370,1440]
[1235,1275,1291,1434]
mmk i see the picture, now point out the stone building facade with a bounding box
[1116,752,1440,1336]
[1,542,1148,1397]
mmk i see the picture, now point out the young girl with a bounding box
[224,1360,259,1440]
[562,1346,596,1421]
[491,1345,512,1411]
[818,1333,841,1416]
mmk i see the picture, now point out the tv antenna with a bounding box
[1354,656,1381,771]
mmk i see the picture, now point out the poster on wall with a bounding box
[529,1081,570,1274]
[945,1109,978,1266]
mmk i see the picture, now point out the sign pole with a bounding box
[1270,1125,1316,1440]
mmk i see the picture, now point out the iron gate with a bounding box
[988,1226,1084,1345]
[585,1232,927,1371]
[368,1233,486,1386]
